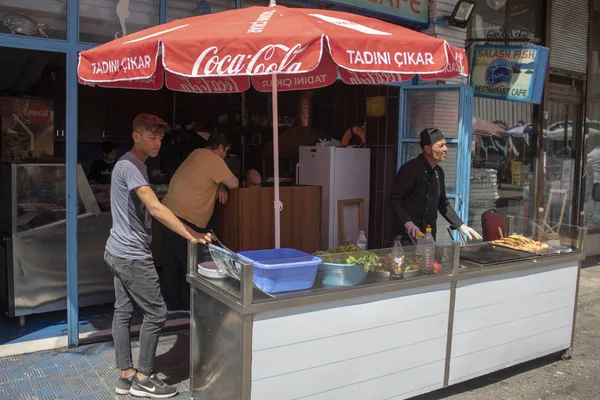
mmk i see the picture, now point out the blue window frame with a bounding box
[397,84,474,242]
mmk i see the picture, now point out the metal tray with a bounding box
[459,242,539,265]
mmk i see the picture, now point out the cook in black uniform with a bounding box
[88,141,118,185]
[390,128,482,246]
[88,141,118,211]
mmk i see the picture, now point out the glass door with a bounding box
[398,85,474,242]
[543,98,583,230]
[0,47,68,347]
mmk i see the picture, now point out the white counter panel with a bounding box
[449,262,578,385]
[251,284,451,400]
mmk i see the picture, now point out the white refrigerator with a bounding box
[298,146,371,250]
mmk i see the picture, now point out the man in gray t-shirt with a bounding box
[103,114,210,399]
[106,151,154,259]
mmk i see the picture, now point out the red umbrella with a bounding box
[473,117,507,137]
[78,2,468,248]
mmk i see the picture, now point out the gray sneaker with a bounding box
[130,373,178,399]
[116,374,135,395]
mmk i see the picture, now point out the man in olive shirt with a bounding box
[161,132,239,311]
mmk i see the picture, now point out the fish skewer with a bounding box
[492,234,549,253]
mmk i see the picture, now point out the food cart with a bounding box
[186,217,585,400]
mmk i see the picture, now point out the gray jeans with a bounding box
[104,251,167,374]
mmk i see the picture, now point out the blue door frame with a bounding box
[0,0,173,348]
[397,84,474,239]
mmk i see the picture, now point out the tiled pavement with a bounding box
[0,332,192,400]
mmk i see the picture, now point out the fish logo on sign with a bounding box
[308,14,392,36]
[485,59,512,87]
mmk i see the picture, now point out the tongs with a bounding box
[207,229,275,298]
[407,234,417,246]
[407,231,425,246]
[448,227,469,245]
[208,229,225,248]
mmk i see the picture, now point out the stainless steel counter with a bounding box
[187,231,586,400]
[187,245,584,316]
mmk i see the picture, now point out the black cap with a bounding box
[419,128,445,148]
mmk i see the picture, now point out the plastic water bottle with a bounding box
[422,225,435,270]
[415,232,425,263]
[356,230,367,250]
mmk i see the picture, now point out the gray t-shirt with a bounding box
[106,152,153,259]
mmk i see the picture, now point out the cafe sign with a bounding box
[324,0,429,25]
[471,45,549,104]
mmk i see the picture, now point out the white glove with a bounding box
[459,224,482,241]
[404,221,421,238]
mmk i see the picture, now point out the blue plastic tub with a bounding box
[238,248,322,294]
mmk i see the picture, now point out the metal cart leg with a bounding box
[560,348,573,361]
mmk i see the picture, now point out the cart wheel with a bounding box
[561,349,572,361]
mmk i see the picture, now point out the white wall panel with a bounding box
[449,263,578,385]
[252,284,452,400]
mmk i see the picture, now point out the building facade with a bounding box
[0,0,595,353]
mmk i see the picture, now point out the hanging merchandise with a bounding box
[366,96,386,117]
[341,126,366,146]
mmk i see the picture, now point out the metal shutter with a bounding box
[549,0,589,74]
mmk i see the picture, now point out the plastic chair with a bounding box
[481,209,507,242]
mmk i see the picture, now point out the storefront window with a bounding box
[542,100,580,229]
[404,89,459,139]
[0,2,67,40]
[585,102,600,229]
[584,21,600,230]
[470,0,543,43]
[242,0,270,6]
[79,0,160,44]
[589,20,600,97]
[469,98,537,233]
[167,0,235,21]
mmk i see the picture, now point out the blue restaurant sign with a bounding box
[470,45,550,104]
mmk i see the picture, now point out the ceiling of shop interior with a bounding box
[0,47,65,96]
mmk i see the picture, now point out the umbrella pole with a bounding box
[271,74,282,249]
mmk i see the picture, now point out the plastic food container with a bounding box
[317,262,368,288]
[238,248,321,294]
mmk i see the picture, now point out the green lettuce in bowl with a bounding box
[315,245,382,272]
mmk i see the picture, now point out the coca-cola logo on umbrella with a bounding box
[26,102,52,125]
